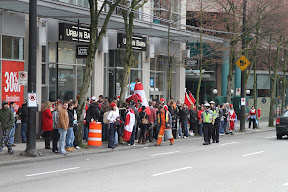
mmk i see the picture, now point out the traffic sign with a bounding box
[28,93,37,107]
[236,55,251,71]
[241,98,246,106]
[18,71,28,85]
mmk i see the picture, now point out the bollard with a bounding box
[88,121,102,146]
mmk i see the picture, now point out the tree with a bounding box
[76,0,121,146]
[118,0,147,106]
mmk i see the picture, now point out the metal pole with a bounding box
[23,0,41,157]
[240,0,247,132]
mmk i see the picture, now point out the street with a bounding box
[0,130,287,192]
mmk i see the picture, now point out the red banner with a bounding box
[2,61,24,112]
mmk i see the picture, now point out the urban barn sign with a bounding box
[117,33,147,51]
[76,45,89,58]
[59,23,90,43]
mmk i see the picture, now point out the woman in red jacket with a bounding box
[42,101,53,149]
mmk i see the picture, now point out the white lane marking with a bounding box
[282,182,288,186]
[86,158,90,160]
[25,167,80,177]
[220,142,239,146]
[144,147,149,149]
[242,151,264,157]
[152,167,192,177]
[265,136,276,139]
[150,151,180,157]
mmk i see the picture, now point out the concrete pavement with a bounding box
[0,120,275,166]
[0,129,287,192]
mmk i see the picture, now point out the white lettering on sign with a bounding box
[4,72,21,93]
[66,29,78,38]
[84,31,90,39]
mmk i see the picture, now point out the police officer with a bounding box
[200,103,215,145]
[210,101,220,143]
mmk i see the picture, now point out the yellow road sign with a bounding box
[236,55,251,71]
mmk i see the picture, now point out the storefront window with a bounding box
[155,72,164,91]
[130,70,142,83]
[49,42,57,63]
[49,64,57,101]
[2,35,24,60]
[58,64,76,101]
[58,42,76,64]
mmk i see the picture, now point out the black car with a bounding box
[276,110,288,139]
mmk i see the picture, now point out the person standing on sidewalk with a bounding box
[168,101,178,139]
[200,103,215,145]
[154,106,174,146]
[52,104,61,153]
[138,106,149,144]
[249,106,257,129]
[66,102,76,152]
[189,103,197,136]
[17,102,28,143]
[9,102,17,147]
[42,101,53,149]
[127,100,138,147]
[0,100,15,154]
[107,103,118,149]
[210,101,220,143]
[179,103,189,138]
[228,104,236,135]
[197,105,204,136]
[58,102,69,155]
[148,100,157,142]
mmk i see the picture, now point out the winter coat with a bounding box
[58,108,69,130]
[42,108,53,132]
[189,108,197,123]
[86,103,100,124]
[179,108,189,122]
[17,103,28,123]
[67,109,74,127]
[0,101,14,131]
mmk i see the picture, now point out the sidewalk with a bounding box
[0,121,275,166]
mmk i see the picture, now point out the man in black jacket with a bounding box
[17,102,28,143]
[86,97,100,126]
[179,103,189,138]
[189,104,197,136]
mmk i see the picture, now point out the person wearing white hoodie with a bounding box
[107,103,119,148]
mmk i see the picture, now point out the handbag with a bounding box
[141,113,149,124]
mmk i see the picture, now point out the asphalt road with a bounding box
[1,130,288,192]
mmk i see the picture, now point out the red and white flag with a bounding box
[123,109,135,141]
[184,88,196,107]
[134,82,151,115]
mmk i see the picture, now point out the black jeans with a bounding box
[43,131,52,148]
[147,124,153,142]
[249,118,256,129]
[108,123,115,148]
[139,124,148,141]
[73,124,79,147]
[212,119,220,142]
[52,129,60,151]
[203,123,213,143]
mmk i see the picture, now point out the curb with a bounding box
[0,127,275,166]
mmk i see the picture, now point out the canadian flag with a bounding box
[134,82,151,115]
[184,88,196,107]
[123,109,135,141]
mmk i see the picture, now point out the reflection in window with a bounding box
[49,42,57,63]
[58,65,76,101]
[49,64,57,101]
[2,35,24,60]
[58,42,76,64]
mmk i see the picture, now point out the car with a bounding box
[276,110,288,139]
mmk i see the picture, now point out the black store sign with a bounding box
[76,45,88,58]
[185,58,198,68]
[117,33,146,51]
[59,23,90,43]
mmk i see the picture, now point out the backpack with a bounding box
[103,111,110,124]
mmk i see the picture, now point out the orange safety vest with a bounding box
[158,111,169,126]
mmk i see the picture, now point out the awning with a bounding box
[0,0,224,44]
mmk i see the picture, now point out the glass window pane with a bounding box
[58,64,76,101]
[109,50,115,67]
[150,58,155,71]
[130,70,142,84]
[3,36,12,59]
[58,42,76,64]
[49,64,57,101]
[49,42,57,63]
[42,64,46,84]
[2,36,24,60]
[42,46,46,62]
[155,72,164,91]
[115,50,124,67]
[76,58,86,65]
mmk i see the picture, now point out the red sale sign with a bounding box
[2,61,24,112]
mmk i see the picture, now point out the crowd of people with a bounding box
[0,89,258,155]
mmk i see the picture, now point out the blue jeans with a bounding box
[58,128,67,154]
[220,121,225,134]
[198,122,203,135]
[21,122,27,142]
[114,131,118,145]
[83,124,88,142]
[9,123,16,144]
[66,127,74,148]
[182,121,189,137]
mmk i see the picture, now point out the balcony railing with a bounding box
[52,0,89,8]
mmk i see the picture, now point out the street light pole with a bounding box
[22,0,41,157]
[240,0,247,132]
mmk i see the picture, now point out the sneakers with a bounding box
[8,150,14,154]
[65,147,75,152]
[75,146,81,150]
[170,143,174,145]
[183,136,188,139]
